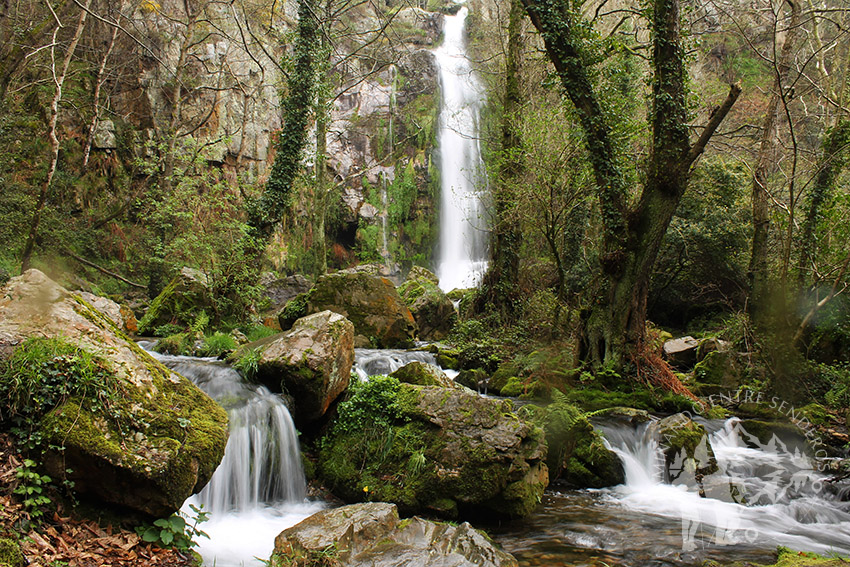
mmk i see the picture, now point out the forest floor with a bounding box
[0,434,197,567]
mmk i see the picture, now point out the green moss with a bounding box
[278,293,309,330]
[0,538,23,567]
[154,333,193,355]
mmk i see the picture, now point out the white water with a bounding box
[148,351,321,567]
[434,4,489,292]
[352,347,442,380]
[602,418,850,556]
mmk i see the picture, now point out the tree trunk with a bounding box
[481,0,524,316]
[246,0,318,253]
[747,0,801,325]
[20,0,91,273]
[521,0,740,369]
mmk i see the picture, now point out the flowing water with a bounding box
[434,3,489,292]
[145,350,322,567]
[493,418,850,566]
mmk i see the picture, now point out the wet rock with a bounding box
[138,267,211,335]
[238,311,354,424]
[524,394,624,488]
[0,270,228,517]
[397,267,456,341]
[319,383,547,519]
[391,361,458,389]
[299,271,417,348]
[270,502,518,567]
[649,413,718,487]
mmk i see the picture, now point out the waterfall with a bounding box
[600,418,850,556]
[352,348,442,380]
[146,350,322,567]
[434,4,489,292]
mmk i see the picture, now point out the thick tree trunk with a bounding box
[481,0,524,315]
[521,0,740,369]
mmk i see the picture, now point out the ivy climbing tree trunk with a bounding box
[479,0,524,318]
[747,0,801,325]
[520,0,741,369]
[20,0,91,273]
[246,0,318,256]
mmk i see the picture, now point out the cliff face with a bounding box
[102,0,444,273]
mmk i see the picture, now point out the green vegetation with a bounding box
[136,504,210,551]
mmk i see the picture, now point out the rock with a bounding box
[138,267,211,335]
[75,291,138,335]
[92,119,117,149]
[390,361,457,389]
[648,413,718,487]
[397,267,456,341]
[299,271,417,348]
[662,336,701,368]
[525,394,624,488]
[589,406,653,426]
[237,311,354,424]
[0,270,228,517]
[270,502,518,567]
[693,350,741,387]
[261,274,312,316]
[319,383,547,519]
[455,368,489,393]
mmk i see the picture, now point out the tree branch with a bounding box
[684,82,743,169]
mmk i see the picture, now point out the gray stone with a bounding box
[92,119,117,149]
[663,336,701,368]
[271,502,518,567]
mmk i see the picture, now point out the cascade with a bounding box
[352,348,443,380]
[146,349,321,567]
[601,419,850,556]
[434,3,489,292]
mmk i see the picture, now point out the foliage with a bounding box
[233,347,262,380]
[243,324,278,343]
[136,504,210,552]
[13,459,52,520]
[0,337,119,448]
[331,376,407,435]
[198,332,238,357]
[818,363,850,408]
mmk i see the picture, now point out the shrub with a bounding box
[199,332,238,358]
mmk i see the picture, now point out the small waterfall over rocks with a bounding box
[434,3,489,292]
[145,348,322,567]
[600,418,850,557]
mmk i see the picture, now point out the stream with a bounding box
[145,346,850,566]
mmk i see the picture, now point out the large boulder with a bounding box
[523,393,624,488]
[319,380,548,519]
[662,336,701,368]
[138,267,211,335]
[291,271,417,348]
[236,311,354,424]
[75,291,138,335]
[397,267,457,341]
[270,502,518,567]
[0,270,228,517]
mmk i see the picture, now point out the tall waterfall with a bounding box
[435,5,489,292]
[147,350,322,567]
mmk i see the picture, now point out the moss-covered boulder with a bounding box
[289,271,417,348]
[694,350,741,387]
[390,360,458,389]
[235,311,354,425]
[397,267,456,341]
[318,378,547,519]
[649,413,718,486]
[522,393,624,488]
[270,502,519,567]
[138,267,211,335]
[0,270,229,517]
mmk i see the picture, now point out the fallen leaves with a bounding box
[0,434,196,567]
